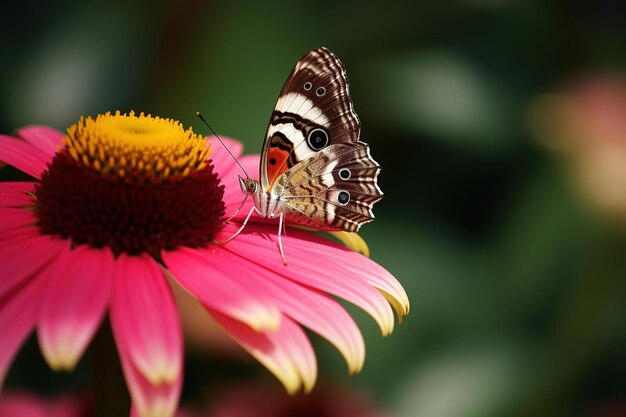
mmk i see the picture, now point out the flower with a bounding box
[206,382,395,417]
[0,391,89,417]
[529,76,626,219]
[0,112,409,417]
[0,390,194,417]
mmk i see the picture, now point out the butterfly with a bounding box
[221,47,383,265]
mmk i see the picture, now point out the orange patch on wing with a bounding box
[266,147,290,190]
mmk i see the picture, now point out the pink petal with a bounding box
[286,232,410,319]
[114,320,182,417]
[0,391,50,417]
[0,208,37,233]
[0,232,69,302]
[344,260,410,320]
[221,155,260,212]
[220,155,286,225]
[206,136,243,179]
[37,246,114,371]
[0,222,40,244]
[16,126,64,159]
[216,222,396,335]
[0,270,47,389]
[0,135,50,179]
[212,311,317,394]
[218,152,405,317]
[110,254,182,385]
[162,247,280,332]
[0,182,36,207]
[195,248,365,374]
[0,392,88,417]
[130,406,195,417]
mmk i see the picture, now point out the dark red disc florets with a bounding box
[35,151,225,258]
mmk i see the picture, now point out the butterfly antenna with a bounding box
[196,111,249,179]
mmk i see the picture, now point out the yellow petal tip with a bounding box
[328,231,370,257]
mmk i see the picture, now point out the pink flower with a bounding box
[207,382,396,417]
[530,76,626,217]
[0,390,193,417]
[0,113,409,417]
[0,391,88,417]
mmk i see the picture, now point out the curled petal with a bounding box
[16,126,64,159]
[110,254,182,385]
[212,311,317,394]
[38,246,114,371]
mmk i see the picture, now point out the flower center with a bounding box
[35,112,225,258]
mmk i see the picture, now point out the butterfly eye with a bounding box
[337,191,350,205]
[244,180,257,193]
[316,87,326,96]
[304,82,312,90]
[306,128,329,151]
[339,168,351,180]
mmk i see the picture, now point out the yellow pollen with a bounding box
[63,111,211,180]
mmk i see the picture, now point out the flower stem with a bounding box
[89,317,131,417]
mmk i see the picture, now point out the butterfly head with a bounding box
[238,176,259,195]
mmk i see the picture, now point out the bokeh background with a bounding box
[3,1,626,416]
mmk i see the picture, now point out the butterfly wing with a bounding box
[273,143,383,232]
[260,47,361,191]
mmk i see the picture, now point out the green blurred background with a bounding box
[3,1,626,416]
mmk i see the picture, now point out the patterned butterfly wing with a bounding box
[260,47,361,191]
[273,143,383,232]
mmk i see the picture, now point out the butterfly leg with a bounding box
[221,205,259,244]
[224,194,249,224]
[277,212,287,266]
